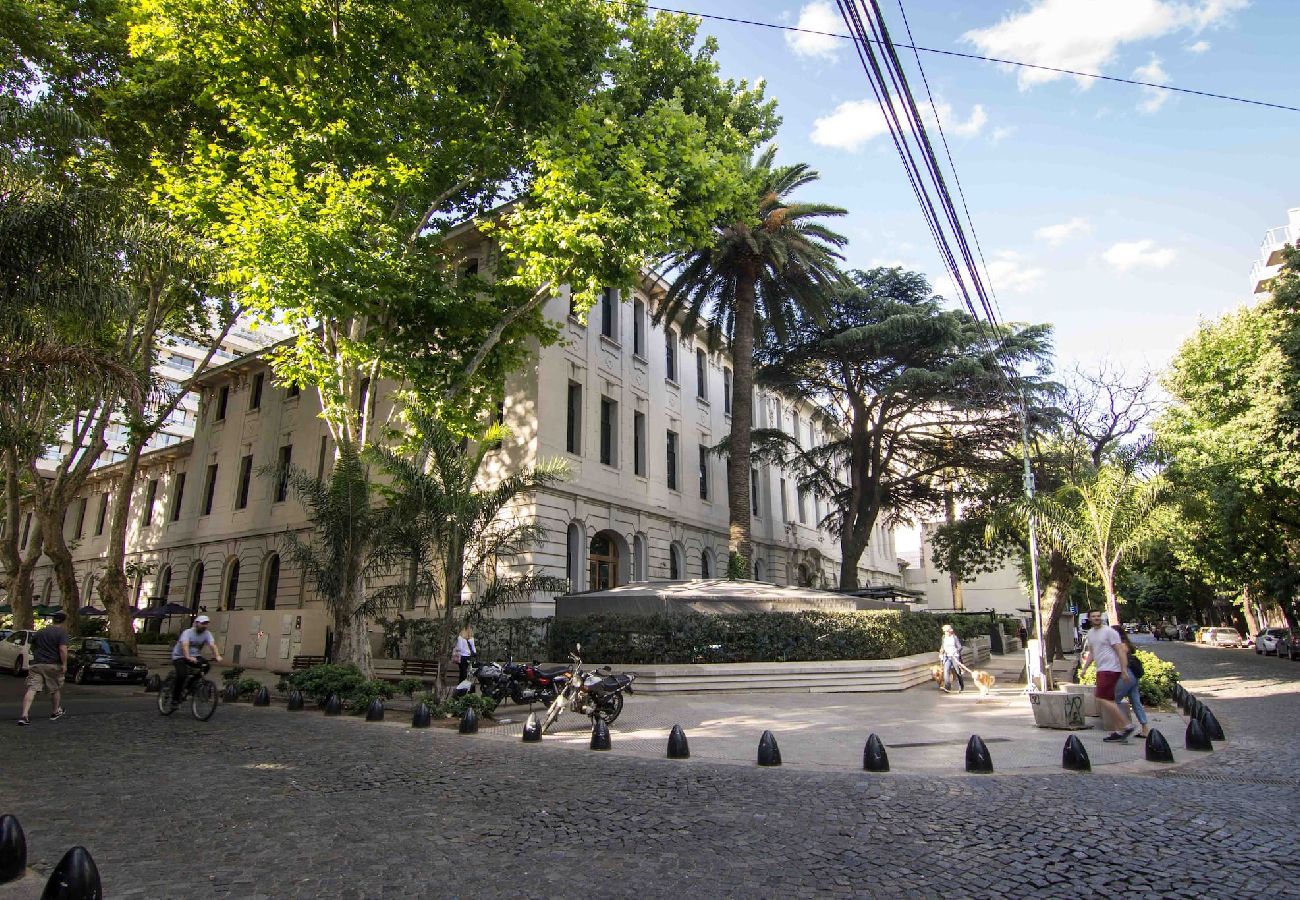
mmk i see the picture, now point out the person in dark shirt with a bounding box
[18,610,69,726]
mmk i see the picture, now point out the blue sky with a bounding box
[684,0,1298,374]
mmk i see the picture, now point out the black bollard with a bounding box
[40,846,101,900]
[365,698,385,722]
[1198,707,1225,741]
[965,735,994,773]
[1185,718,1213,751]
[286,690,305,711]
[1062,735,1091,772]
[522,712,542,742]
[0,815,26,884]
[458,706,478,734]
[666,724,690,759]
[1191,698,1205,720]
[144,674,161,694]
[411,702,432,728]
[323,693,342,716]
[590,718,612,751]
[862,733,890,772]
[221,684,239,703]
[252,686,271,707]
[757,730,781,767]
[1145,729,1175,763]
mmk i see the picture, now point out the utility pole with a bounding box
[1020,388,1047,691]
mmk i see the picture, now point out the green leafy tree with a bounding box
[751,267,1053,590]
[657,148,847,576]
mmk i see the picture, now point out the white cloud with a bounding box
[963,0,1247,89]
[1035,217,1092,247]
[1134,56,1170,112]
[990,126,1017,144]
[1185,39,1211,52]
[985,251,1046,294]
[785,2,843,60]
[810,97,987,151]
[1103,239,1177,271]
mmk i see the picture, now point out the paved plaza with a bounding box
[1,642,1298,898]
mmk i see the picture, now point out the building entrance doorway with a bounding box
[589,532,620,591]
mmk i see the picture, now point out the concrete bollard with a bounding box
[521,712,542,742]
[1062,735,1091,772]
[590,719,612,751]
[1145,729,1175,763]
[1185,718,1213,751]
[666,724,690,759]
[757,730,781,767]
[411,702,432,728]
[286,690,305,711]
[1190,698,1205,720]
[322,693,342,716]
[1198,707,1225,741]
[862,734,890,772]
[221,684,239,703]
[40,846,101,900]
[252,686,271,707]
[965,735,994,773]
[365,698,385,722]
[144,674,161,693]
[0,815,26,884]
[458,707,478,734]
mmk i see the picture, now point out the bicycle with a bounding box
[157,658,218,721]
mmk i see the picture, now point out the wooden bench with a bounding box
[291,655,326,670]
[371,658,445,686]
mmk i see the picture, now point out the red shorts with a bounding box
[1095,670,1121,702]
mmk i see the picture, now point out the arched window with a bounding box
[566,522,583,587]
[754,559,766,583]
[83,571,97,606]
[588,531,620,591]
[669,542,684,580]
[41,579,53,603]
[157,565,172,601]
[700,549,714,580]
[632,534,647,582]
[796,564,812,587]
[223,559,241,611]
[189,562,205,613]
[262,553,281,610]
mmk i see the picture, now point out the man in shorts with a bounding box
[1079,609,1133,742]
[18,610,69,726]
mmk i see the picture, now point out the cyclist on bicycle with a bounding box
[169,615,223,710]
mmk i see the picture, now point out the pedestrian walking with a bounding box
[938,624,965,693]
[1113,626,1149,738]
[453,625,477,683]
[18,610,69,726]
[1078,610,1133,742]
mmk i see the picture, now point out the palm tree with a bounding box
[657,147,847,576]
[1032,464,1169,625]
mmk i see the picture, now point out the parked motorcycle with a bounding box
[505,658,568,707]
[541,644,635,733]
[456,658,511,703]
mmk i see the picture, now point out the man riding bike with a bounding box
[169,615,223,710]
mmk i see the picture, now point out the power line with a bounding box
[635,2,1300,115]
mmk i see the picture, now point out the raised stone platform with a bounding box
[624,653,935,693]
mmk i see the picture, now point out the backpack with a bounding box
[1128,652,1144,679]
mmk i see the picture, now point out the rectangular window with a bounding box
[696,349,707,400]
[275,445,292,502]
[666,430,679,491]
[20,512,31,549]
[665,329,678,382]
[751,468,761,516]
[793,412,801,448]
[723,368,732,415]
[600,288,616,340]
[169,473,186,522]
[142,479,158,526]
[599,397,616,467]
[633,300,646,357]
[798,486,808,524]
[249,372,264,410]
[235,455,253,510]
[317,436,329,480]
[286,382,300,399]
[633,411,646,477]
[95,494,108,535]
[73,497,87,539]
[698,445,710,500]
[566,381,582,455]
[215,385,229,421]
[568,288,579,319]
[780,478,789,521]
[202,464,218,515]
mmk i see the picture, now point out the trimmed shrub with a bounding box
[395,678,423,697]
[222,666,247,685]
[287,663,367,704]
[470,617,551,663]
[235,677,262,697]
[443,693,498,719]
[344,679,396,714]
[1076,648,1178,706]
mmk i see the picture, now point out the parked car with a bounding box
[1255,628,1291,656]
[1204,627,1244,649]
[1275,631,1300,661]
[1195,627,1214,644]
[0,629,35,676]
[68,638,149,685]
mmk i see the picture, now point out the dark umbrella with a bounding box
[132,607,168,619]
[0,605,11,614]
[78,605,107,617]
[33,605,61,617]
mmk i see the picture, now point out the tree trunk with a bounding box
[837,529,869,592]
[944,489,963,610]
[331,563,374,678]
[99,441,145,648]
[726,265,757,577]
[1038,551,1073,686]
[42,521,83,637]
[5,565,36,631]
[1100,569,1121,626]
[1239,585,1260,638]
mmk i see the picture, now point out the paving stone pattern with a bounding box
[1,642,1297,898]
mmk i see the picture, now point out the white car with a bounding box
[0,629,36,676]
[1204,627,1243,649]
[1256,627,1291,655]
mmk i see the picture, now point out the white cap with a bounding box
[194,615,211,624]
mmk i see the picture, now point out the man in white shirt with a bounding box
[1079,609,1132,742]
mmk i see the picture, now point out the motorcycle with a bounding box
[455,657,512,703]
[541,644,635,733]
[505,657,569,707]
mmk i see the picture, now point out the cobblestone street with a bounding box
[2,642,1297,898]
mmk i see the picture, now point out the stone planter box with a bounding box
[627,653,936,694]
[1028,690,1090,730]
[1062,682,1098,718]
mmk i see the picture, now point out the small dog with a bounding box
[971,669,996,696]
[930,664,944,685]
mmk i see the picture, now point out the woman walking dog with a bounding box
[938,624,965,693]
